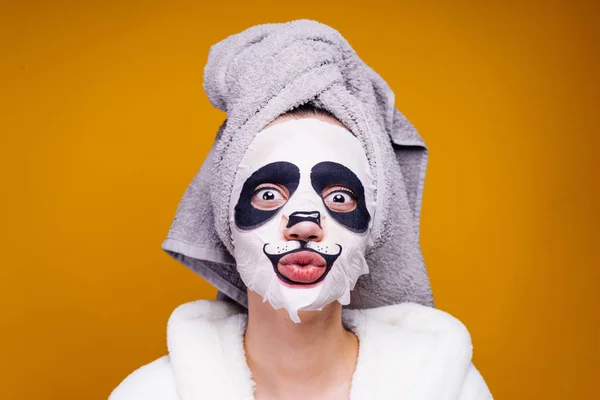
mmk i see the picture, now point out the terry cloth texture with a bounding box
[109,300,493,400]
[162,19,433,309]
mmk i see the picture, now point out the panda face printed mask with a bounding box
[229,118,376,322]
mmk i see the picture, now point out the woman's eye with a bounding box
[257,189,283,201]
[323,187,357,212]
[251,184,289,210]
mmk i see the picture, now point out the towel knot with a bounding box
[203,20,369,119]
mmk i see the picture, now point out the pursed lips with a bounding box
[277,251,327,283]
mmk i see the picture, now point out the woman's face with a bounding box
[229,117,376,322]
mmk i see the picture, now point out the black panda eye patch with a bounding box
[234,161,300,230]
[310,161,370,233]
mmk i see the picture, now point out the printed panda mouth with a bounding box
[263,243,342,286]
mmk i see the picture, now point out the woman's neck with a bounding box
[244,291,359,400]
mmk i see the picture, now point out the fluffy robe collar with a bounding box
[166,300,473,400]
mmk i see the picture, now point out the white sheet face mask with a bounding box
[229,118,376,322]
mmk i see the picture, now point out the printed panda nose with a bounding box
[284,211,324,242]
[284,221,324,242]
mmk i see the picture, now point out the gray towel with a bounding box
[162,19,433,309]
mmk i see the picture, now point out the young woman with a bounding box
[109,20,492,400]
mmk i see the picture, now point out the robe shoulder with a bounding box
[109,356,179,400]
[457,363,493,400]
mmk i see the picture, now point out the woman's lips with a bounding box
[277,251,327,284]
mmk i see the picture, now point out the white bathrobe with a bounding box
[109,300,492,400]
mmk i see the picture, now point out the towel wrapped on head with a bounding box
[162,19,433,309]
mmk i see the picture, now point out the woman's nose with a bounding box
[284,221,324,242]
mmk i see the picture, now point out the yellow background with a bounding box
[1,1,598,398]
